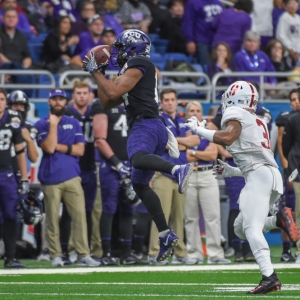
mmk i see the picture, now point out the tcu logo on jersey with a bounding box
[62,124,73,130]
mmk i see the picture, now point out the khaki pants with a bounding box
[185,170,224,261]
[149,172,187,258]
[91,163,103,257]
[42,176,89,259]
[293,181,300,255]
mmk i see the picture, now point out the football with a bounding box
[86,45,112,65]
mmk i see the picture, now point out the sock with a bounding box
[134,212,151,254]
[134,235,145,254]
[121,240,132,257]
[100,212,114,256]
[59,205,71,254]
[159,229,170,237]
[3,219,17,260]
[227,209,240,247]
[86,211,92,249]
[133,183,168,232]
[253,248,274,277]
[131,151,175,174]
[263,215,277,233]
[171,166,180,175]
[282,241,291,254]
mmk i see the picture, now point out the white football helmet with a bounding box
[221,81,259,113]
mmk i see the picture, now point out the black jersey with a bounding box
[0,109,24,172]
[275,110,295,128]
[119,56,159,126]
[11,120,38,174]
[65,104,95,171]
[91,99,128,161]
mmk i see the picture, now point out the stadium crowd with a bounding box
[0,0,299,268]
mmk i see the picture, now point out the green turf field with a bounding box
[0,246,299,299]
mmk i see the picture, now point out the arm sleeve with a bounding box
[126,57,149,74]
[275,112,289,127]
[282,119,294,159]
[90,99,105,116]
[181,0,195,43]
[34,120,49,146]
[73,119,86,144]
[12,127,24,145]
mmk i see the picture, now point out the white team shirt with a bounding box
[221,106,278,174]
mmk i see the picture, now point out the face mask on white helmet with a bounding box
[221,81,259,114]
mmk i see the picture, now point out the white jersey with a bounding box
[221,106,278,174]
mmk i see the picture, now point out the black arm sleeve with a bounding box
[282,119,294,159]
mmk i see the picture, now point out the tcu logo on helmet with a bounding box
[124,31,141,39]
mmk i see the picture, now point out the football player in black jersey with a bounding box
[7,90,39,172]
[91,98,145,265]
[82,29,194,262]
[61,81,97,254]
[0,88,29,268]
[275,89,299,262]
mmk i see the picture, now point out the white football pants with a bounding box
[234,165,283,276]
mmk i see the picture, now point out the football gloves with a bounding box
[82,51,109,75]
[213,159,243,179]
[185,116,207,134]
[19,179,30,194]
[113,163,131,179]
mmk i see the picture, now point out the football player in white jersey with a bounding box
[185,81,299,294]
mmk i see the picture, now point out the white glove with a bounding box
[185,116,207,133]
[213,159,243,179]
[166,127,180,158]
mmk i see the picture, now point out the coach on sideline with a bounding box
[282,101,300,264]
[35,89,100,267]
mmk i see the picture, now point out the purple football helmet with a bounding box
[111,29,151,68]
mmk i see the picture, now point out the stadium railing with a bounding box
[58,70,212,103]
[211,72,299,103]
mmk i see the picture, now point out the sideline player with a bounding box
[0,88,29,268]
[82,29,194,261]
[185,81,299,294]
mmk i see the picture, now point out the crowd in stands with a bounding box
[0,0,300,98]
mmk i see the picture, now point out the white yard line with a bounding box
[0,263,299,275]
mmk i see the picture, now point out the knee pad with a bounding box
[234,216,247,240]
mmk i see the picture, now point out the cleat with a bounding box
[207,257,231,264]
[276,207,299,243]
[173,163,194,194]
[120,252,148,265]
[281,252,296,262]
[4,258,26,268]
[157,230,179,262]
[244,251,256,263]
[234,251,244,263]
[247,272,281,294]
[77,255,101,267]
[149,255,169,265]
[37,248,50,261]
[99,254,118,266]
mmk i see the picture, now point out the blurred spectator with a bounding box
[208,42,234,88]
[0,0,33,37]
[47,0,79,22]
[40,16,79,73]
[182,0,223,73]
[233,30,277,85]
[0,7,32,69]
[273,0,285,35]
[276,0,300,67]
[72,0,96,36]
[265,39,293,82]
[211,0,253,55]
[143,0,168,33]
[19,0,54,33]
[70,14,104,67]
[184,101,230,265]
[148,88,200,265]
[119,0,152,33]
[159,0,187,54]
[251,0,274,50]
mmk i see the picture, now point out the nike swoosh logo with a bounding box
[7,173,13,177]
[163,234,170,246]
[5,124,10,127]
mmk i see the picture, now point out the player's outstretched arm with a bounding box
[93,68,143,109]
[213,120,241,146]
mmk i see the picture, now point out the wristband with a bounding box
[66,145,72,155]
[195,127,216,142]
[108,154,121,167]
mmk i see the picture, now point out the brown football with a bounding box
[86,45,112,64]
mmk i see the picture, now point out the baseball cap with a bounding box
[101,27,116,36]
[49,89,67,99]
[88,14,102,25]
